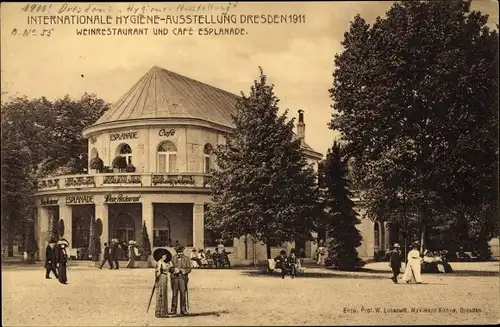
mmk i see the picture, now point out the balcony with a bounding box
[35,172,213,193]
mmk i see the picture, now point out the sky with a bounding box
[1,1,498,156]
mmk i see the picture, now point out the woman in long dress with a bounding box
[56,239,69,284]
[402,243,423,284]
[126,241,136,268]
[154,248,173,318]
[316,239,326,266]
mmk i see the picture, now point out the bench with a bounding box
[259,259,306,274]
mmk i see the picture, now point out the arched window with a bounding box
[117,144,133,165]
[111,212,135,244]
[157,141,177,173]
[203,143,213,174]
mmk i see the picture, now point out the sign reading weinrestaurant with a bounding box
[66,195,95,205]
[104,193,141,203]
[41,198,59,206]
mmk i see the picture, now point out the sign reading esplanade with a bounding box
[104,193,141,203]
[109,131,138,141]
[65,195,95,205]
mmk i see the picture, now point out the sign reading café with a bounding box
[104,193,141,203]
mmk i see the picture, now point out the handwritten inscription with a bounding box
[158,128,176,137]
[66,195,94,205]
[110,131,138,141]
[104,193,141,203]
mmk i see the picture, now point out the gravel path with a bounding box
[2,266,498,326]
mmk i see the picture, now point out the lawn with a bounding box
[2,263,498,326]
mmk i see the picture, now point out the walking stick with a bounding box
[147,277,158,313]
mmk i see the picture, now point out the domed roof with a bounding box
[92,66,239,127]
[89,65,320,156]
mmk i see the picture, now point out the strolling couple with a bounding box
[389,242,423,284]
[153,244,192,318]
[45,239,69,284]
[100,240,119,269]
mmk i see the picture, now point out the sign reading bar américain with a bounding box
[41,198,59,206]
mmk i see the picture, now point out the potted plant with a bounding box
[125,164,136,173]
[89,156,104,174]
[112,156,127,172]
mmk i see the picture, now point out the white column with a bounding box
[192,203,204,249]
[37,207,50,261]
[95,202,109,254]
[59,204,72,249]
[143,201,154,248]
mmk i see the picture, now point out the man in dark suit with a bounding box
[169,245,192,315]
[99,242,113,269]
[45,239,59,279]
[389,243,403,283]
[274,249,291,279]
[110,239,119,269]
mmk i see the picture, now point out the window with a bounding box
[157,141,177,172]
[118,144,133,165]
[153,229,171,247]
[203,143,213,173]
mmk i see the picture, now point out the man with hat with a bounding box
[168,244,192,315]
[388,243,403,283]
[44,239,59,280]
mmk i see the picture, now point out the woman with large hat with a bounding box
[55,239,70,284]
[153,248,173,318]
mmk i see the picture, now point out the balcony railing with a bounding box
[36,172,212,192]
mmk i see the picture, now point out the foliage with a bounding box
[125,164,136,173]
[139,221,152,260]
[206,67,322,258]
[1,93,109,255]
[89,157,104,170]
[112,156,127,169]
[329,0,499,248]
[48,214,59,242]
[321,141,363,270]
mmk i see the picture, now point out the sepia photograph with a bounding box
[1,1,499,326]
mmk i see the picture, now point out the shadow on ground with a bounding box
[173,310,229,318]
[241,270,389,280]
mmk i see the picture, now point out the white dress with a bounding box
[402,249,423,283]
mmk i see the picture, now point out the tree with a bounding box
[139,221,153,267]
[24,219,38,264]
[329,0,499,251]
[321,141,363,270]
[206,67,321,258]
[1,93,109,256]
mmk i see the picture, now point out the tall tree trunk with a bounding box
[266,243,271,259]
[7,228,14,257]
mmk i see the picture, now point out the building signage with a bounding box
[104,193,141,203]
[41,198,59,206]
[65,195,94,205]
[109,131,138,141]
[158,128,176,137]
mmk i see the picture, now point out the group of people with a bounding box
[99,238,140,269]
[274,249,300,279]
[388,242,424,284]
[44,239,69,284]
[189,246,231,268]
[153,244,192,318]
